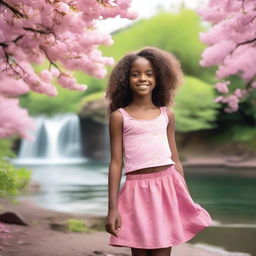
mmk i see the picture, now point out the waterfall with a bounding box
[14,113,86,165]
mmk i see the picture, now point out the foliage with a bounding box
[74,8,217,110]
[0,139,31,198]
[0,0,136,138]
[0,139,15,158]
[173,75,220,132]
[101,9,216,82]
[20,84,84,116]
[231,126,256,151]
[198,0,256,113]
[22,9,218,117]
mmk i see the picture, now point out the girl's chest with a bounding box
[123,117,167,136]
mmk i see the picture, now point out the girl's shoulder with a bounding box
[165,105,174,114]
[109,109,123,122]
[164,106,175,121]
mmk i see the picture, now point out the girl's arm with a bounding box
[166,107,185,178]
[108,110,123,210]
[105,110,123,237]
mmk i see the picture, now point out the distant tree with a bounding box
[102,9,215,82]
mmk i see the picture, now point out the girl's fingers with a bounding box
[116,216,121,231]
[105,223,118,237]
[110,223,118,236]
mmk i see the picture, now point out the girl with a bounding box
[104,47,213,256]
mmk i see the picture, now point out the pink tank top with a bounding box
[117,106,175,175]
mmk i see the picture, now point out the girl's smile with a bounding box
[129,57,156,95]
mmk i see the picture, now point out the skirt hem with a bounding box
[109,217,213,249]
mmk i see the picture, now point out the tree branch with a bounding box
[39,45,61,73]
[23,27,51,35]
[228,37,256,57]
[0,0,25,18]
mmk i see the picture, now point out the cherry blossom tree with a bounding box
[197,0,256,113]
[0,0,137,138]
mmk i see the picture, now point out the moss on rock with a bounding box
[79,91,108,124]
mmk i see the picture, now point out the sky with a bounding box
[97,0,208,33]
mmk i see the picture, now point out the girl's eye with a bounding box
[130,72,154,77]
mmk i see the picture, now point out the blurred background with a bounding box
[1,1,255,255]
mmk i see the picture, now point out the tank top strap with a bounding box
[117,108,130,119]
[160,106,169,124]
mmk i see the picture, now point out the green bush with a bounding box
[229,126,256,152]
[0,139,31,199]
[20,84,84,116]
[173,75,221,132]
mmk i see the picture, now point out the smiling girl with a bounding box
[104,47,213,256]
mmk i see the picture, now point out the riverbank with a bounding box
[179,141,256,177]
[0,197,251,256]
[182,156,256,178]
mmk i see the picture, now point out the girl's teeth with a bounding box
[138,85,148,88]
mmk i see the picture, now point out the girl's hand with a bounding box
[105,208,121,237]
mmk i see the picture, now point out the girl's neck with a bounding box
[129,96,154,109]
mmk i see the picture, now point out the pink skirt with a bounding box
[108,165,213,249]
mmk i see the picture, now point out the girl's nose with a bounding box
[139,74,147,81]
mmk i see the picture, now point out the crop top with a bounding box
[117,106,175,175]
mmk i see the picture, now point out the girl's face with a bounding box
[129,57,156,96]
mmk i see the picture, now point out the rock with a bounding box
[93,250,104,254]
[80,118,110,161]
[0,211,28,226]
[79,91,111,161]
[79,92,108,125]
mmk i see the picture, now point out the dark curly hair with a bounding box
[105,46,183,113]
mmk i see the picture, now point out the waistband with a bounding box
[125,165,175,180]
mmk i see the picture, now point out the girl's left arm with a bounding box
[166,107,184,177]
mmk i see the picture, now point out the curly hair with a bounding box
[105,46,183,113]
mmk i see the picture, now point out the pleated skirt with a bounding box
[108,165,213,249]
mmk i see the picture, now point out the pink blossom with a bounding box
[234,89,246,98]
[215,81,230,94]
[198,0,256,112]
[251,81,256,89]
[0,96,34,140]
[0,78,29,96]
[200,40,236,67]
[214,95,224,103]
[50,67,61,78]
[58,73,87,91]
[56,2,70,13]
[226,95,239,112]
[0,0,137,138]
[39,70,53,83]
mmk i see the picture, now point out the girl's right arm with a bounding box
[105,110,123,237]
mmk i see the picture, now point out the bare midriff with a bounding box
[126,164,174,176]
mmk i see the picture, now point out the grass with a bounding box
[66,218,93,233]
